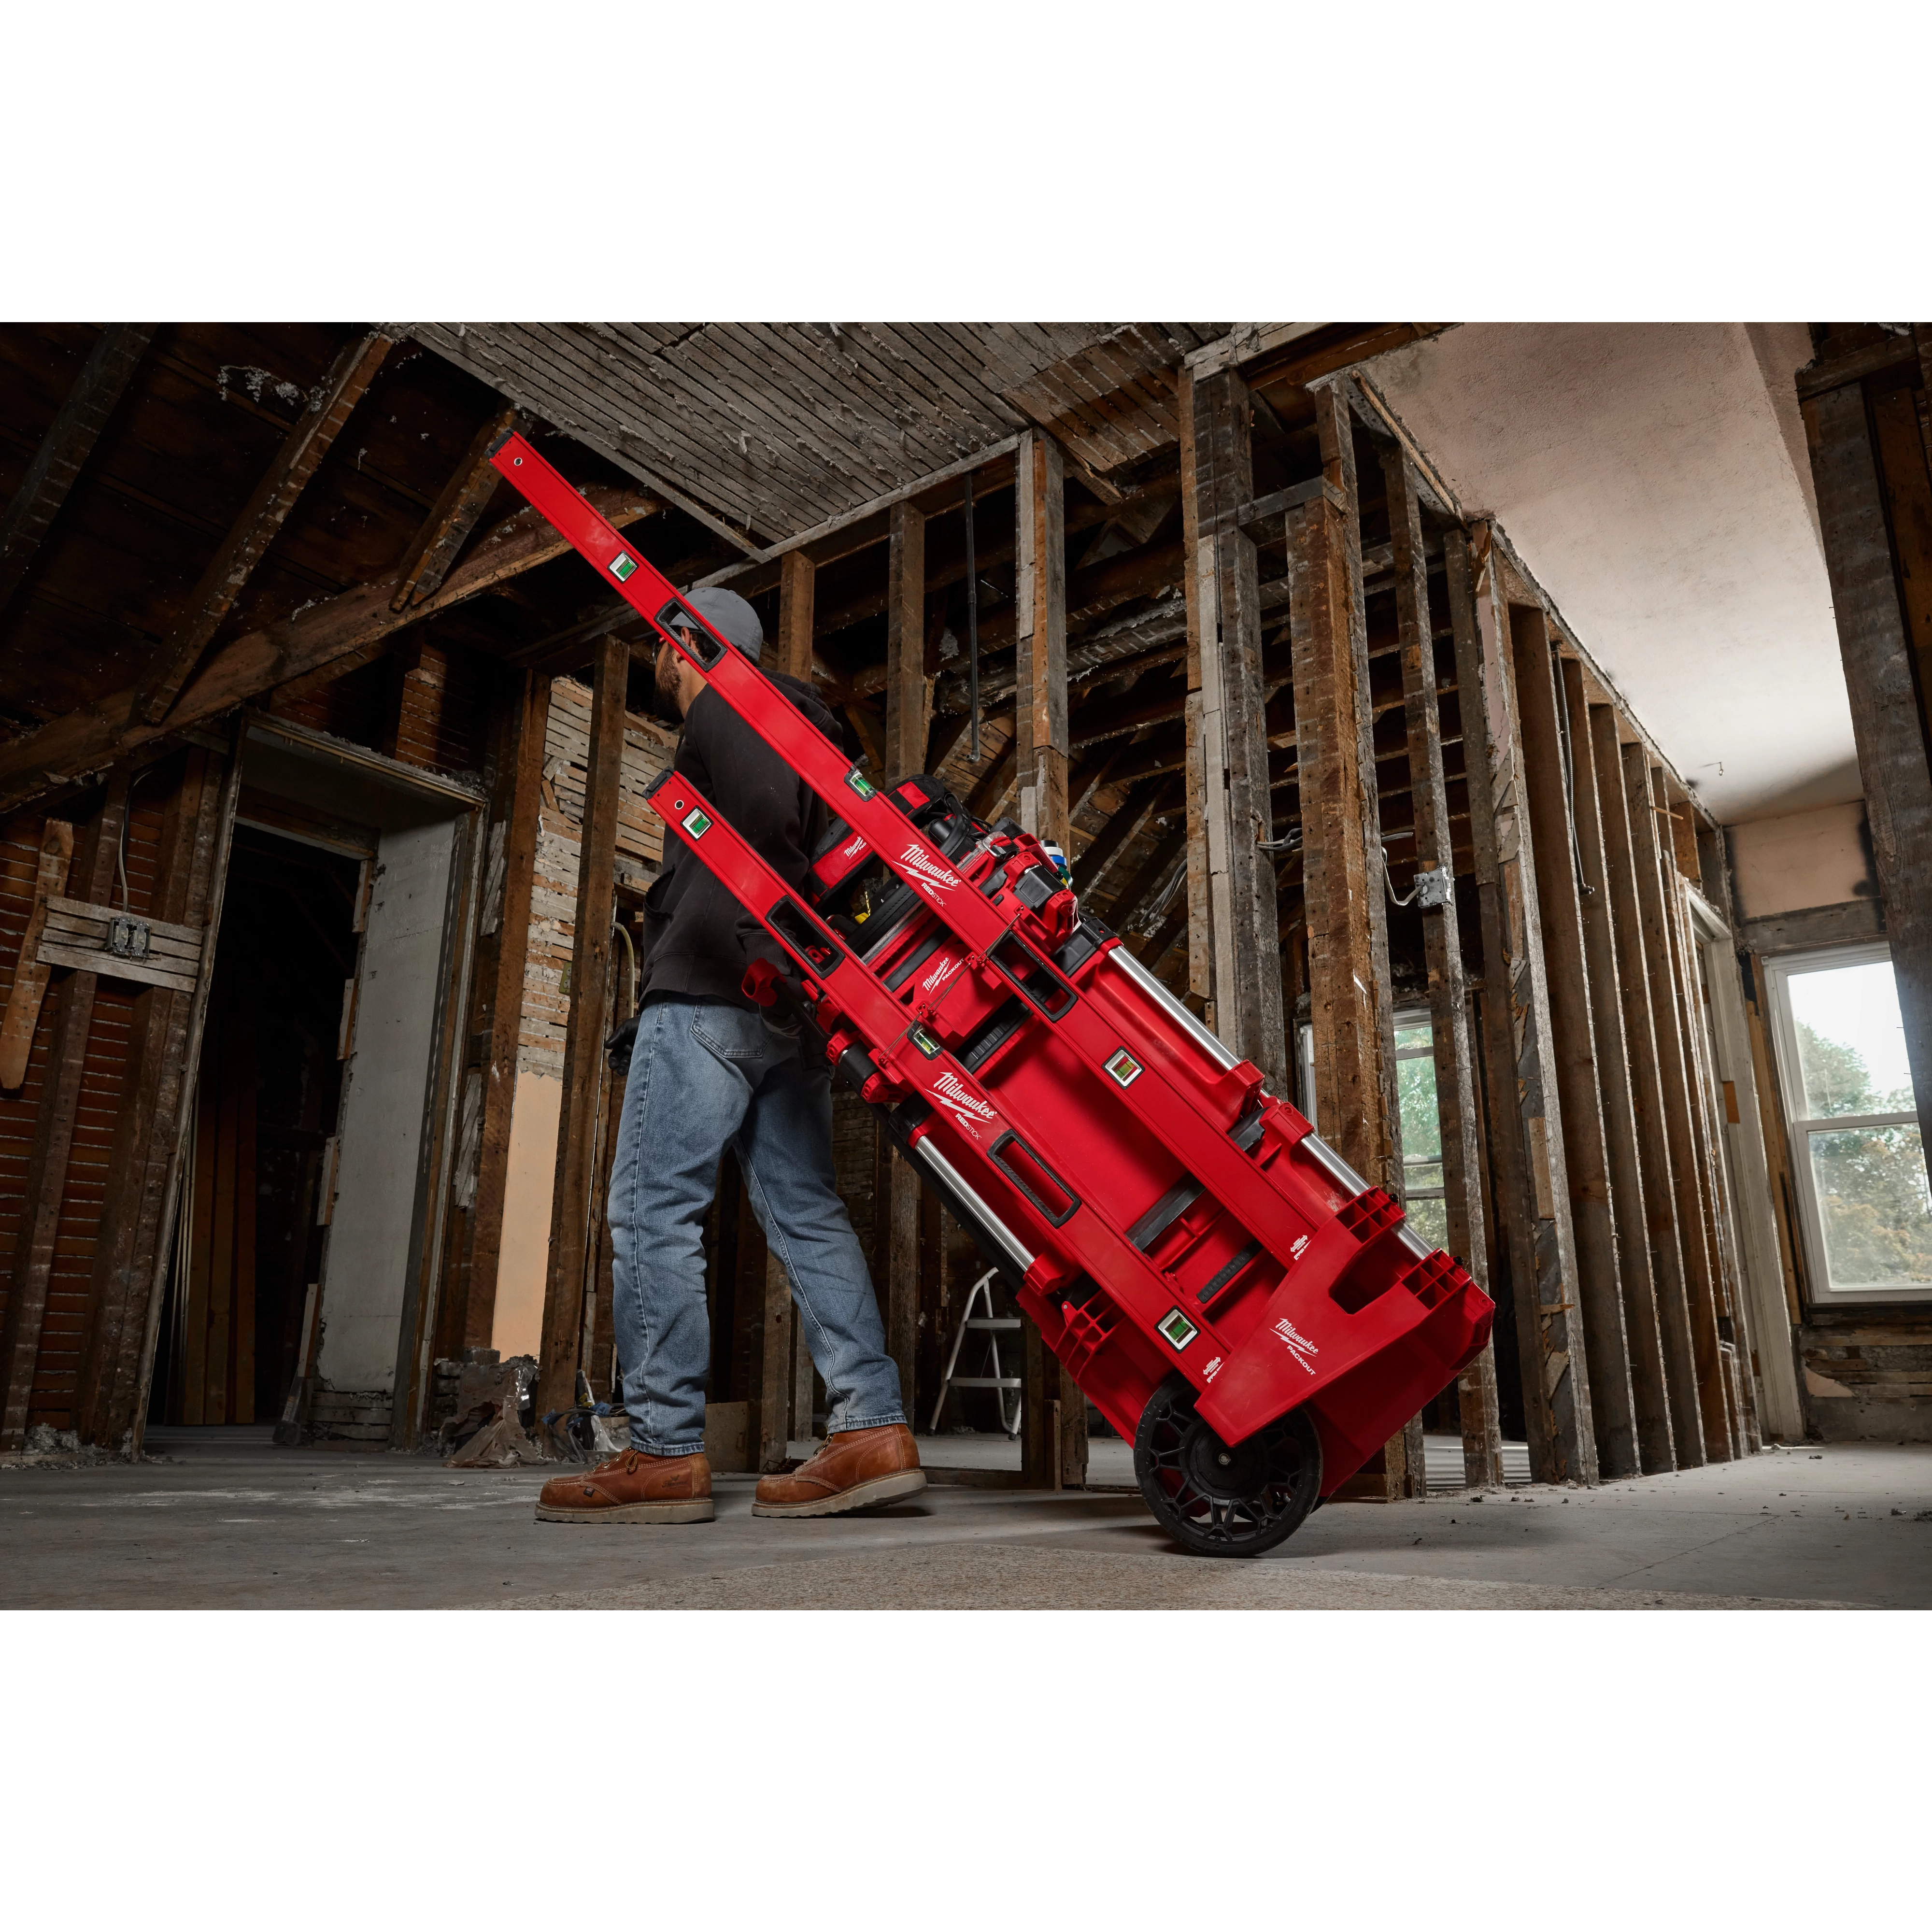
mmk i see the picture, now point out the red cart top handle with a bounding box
[485,429,1069,966]
[488,427,741,675]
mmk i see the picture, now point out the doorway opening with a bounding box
[150,824,364,1424]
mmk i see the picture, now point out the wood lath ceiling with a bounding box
[410,324,1227,553]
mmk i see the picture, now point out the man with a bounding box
[536,587,924,1524]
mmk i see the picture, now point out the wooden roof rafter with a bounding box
[136,329,395,725]
[0,324,155,621]
[0,482,659,816]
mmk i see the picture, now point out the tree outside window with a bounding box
[1393,1009,1449,1250]
[1766,944,1932,1301]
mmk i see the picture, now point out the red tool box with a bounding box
[490,432,1493,1555]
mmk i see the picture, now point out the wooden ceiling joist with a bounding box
[389,405,520,612]
[0,482,656,815]
[0,324,155,621]
[136,329,395,725]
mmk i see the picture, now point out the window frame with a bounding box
[1762,938,1932,1306]
[1392,1003,1447,1230]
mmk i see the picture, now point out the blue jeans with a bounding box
[607,997,905,1456]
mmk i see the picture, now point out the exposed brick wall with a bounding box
[266,639,487,778]
[518,678,674,1080]
[0,810,51,1331]
[0,788,167,1431]
[389,639,485,777]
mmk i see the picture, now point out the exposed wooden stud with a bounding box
[1012,428,1084,1490]
[1449,535,1596,1486]
[1802,379,1932,1150]
[776,550,816,682]
[138,330,394,724]
[0,780,126,1450]
[885,502,929,779]
[1569,682,1676,1473]
[0,324,155,620]
[77,750,220,1443]
[1178,372,1212,1019]
[881,500,929,1414]
[462,673,551,1349]
[1592,712,1705,1463]
[1625,747,1731,1459]
[0,483,657,818]
[0,820,75,1090]
[1512,614,1639,1479]
[1319,386,1404,1208]
[1179,368,1287,1087]
[535,632,628,1417]
[1877,357,1932,754]
[1014,430,1069,842]
[389,406,519,611]
[126,722,246,1453]
[758,555,818,1457]
[1490,588,1596,1486]
[1681,883,1761,1451]
[1663,775,1745,1455]
[1286,460,1384,1181]
[1660,857,1750,1458]
[1740,948,1810,1331]
[1385,451,1501,1491]
[1287,397,1422,1499]
[390,792,490,1449]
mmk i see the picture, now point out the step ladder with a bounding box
[927,1270,1023,1437]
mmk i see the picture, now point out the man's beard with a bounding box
[655,645,682,716]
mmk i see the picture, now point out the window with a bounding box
[1764,942,1932,1303]
[1393,1008,1449,1249]
[1296,1009,1451,1246]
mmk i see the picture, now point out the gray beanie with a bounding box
[674,586,764,664]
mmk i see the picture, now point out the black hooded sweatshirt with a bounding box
[638,669,843,1011]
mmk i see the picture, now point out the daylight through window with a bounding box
[1393,1009,1449,1250]
[1765,943,1932,1301]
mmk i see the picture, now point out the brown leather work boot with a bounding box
[535,1448,713,1523]
[752,1423,925,1518]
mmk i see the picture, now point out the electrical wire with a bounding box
[612,918,638,1018]
[116,767,148,915]
[1384,846,1420,908]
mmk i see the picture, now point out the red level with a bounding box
[489,430,1493,1554]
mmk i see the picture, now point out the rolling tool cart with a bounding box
[489,431,1493,1556]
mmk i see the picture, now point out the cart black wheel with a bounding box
[1132,1374,1322,1558]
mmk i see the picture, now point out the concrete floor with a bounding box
[923,1429,1534,1491]
[3,1431,1928,1609]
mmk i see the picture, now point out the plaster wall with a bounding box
[317,817,457,1391]
[1730,800,1876,920]
[491,1069,559,1361]
[1364,323,1853,823]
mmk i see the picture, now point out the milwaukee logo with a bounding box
[841,835,866,860]
[931,1069,996,1132]
[920,956,961,994]
[1273,1318,1320,1375]
[899,842,962,899]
